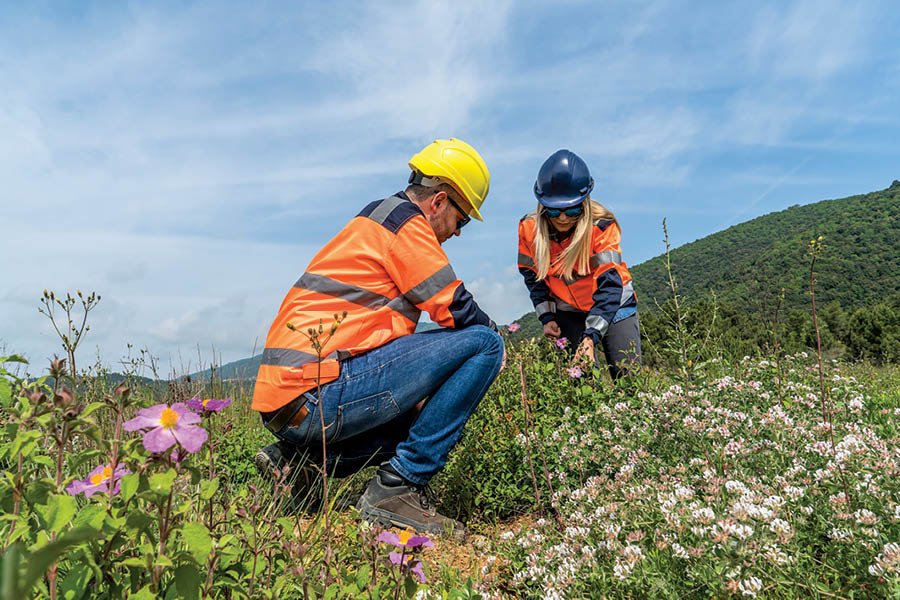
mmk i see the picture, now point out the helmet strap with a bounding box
[409,171,442,188]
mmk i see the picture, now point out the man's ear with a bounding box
[431,190,448,212]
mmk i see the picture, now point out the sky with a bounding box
[2,0,899,376]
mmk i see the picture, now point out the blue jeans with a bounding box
[263,325,504,485]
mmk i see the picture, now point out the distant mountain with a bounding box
[629,180,900,315]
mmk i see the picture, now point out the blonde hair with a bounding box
[533,200,617,281]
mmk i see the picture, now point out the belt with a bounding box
[262,393,312,434]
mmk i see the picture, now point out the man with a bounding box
[252,138,504,537]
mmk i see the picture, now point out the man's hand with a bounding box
[500,345,507,372]
[543,321,561,339]
[573,336,595,366]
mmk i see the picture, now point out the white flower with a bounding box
[769,519,791,538]
[739,576,762,597]
[613,560,634,580]
[623,545,644,564]
[672,543,689,559]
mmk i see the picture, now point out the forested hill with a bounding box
[629,180,900,315]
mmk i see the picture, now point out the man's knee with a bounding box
[467,324,504,358]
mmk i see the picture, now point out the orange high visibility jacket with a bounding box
[517,214,637,342]
[252,192,495,412]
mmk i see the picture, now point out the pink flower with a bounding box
[123,403,207,453]
[376,530,433,549]
[567,366,583,378]
[556,337,569,349]
[186,396,232,414]
[66,464,130,498]
[388,552,427,583]
[507,322,521,332]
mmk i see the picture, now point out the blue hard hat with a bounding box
[533,149,594,208]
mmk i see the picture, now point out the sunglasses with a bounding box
[543,205,584,219]
[447,196,471,230]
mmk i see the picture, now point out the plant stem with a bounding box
[518,360,564,532]
[809,247,853,510]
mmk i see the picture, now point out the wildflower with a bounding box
[66,464,130,498]
[507,322,521,332]
[378,530,433,584]
[186,396,232,414]
[738,576,762,598]
[389,551,427,583]
[377,530,434,549]
[566,366,583,378]
[123,402,208,453]
[556,337,568,349]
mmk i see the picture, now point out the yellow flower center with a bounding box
[89,466,113,485]
[399,530,412,546]
[160,408,179,429]
[202,399,211,408]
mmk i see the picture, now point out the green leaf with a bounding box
[199,478,219,501]
[120,473,139,503]
[130,585,157,600]
[149,469,177,497]
[72,505,106,532]
[403,573,418,598]
[356,564,370,589]
[173,564,201,600]
[0,379,11,408]
[119,557,147,568]
[80,402,106,419]
[59,564,92,600]
[181,522,212,564]
[36,494,77,534]
[31,455,54,468]
[0,355,28,365]
[21,528,98,598]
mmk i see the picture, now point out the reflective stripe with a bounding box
[535,300,556,316]
[386,295,421,323]
[295,272,390,310]
[404,263,457,306]
[517,252,535,268]
[295,272,420,323]
[367,195,410,225]
[557,299,583,312]
[585,314,609,335]
[590,250,622,269]
[620,281,635,305]
[262,347,326,368]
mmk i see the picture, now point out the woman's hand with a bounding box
[543,321,561,339]
[573,336,595,366]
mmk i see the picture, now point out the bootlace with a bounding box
[413,484,437,511]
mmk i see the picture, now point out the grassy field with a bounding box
[2,328,899,598]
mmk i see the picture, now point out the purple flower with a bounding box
[556,337,569,349]
[388,552,427,583]
[66,464,130,498]
[186,396,232,414]
[507,322,521,333]
[567,366,583,378]
[376,530,434,549]
[123,403,208,453]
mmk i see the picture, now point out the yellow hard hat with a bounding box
[408,138,490,221]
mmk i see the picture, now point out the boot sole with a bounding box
[254,450,281,479]
[356,495,465,541]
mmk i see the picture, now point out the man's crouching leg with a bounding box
[356,325,505,539]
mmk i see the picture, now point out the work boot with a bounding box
[254,440,303,480]
[255,442,357,514]
[356,464,465,540]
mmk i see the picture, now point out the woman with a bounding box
[517,149,641,379]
